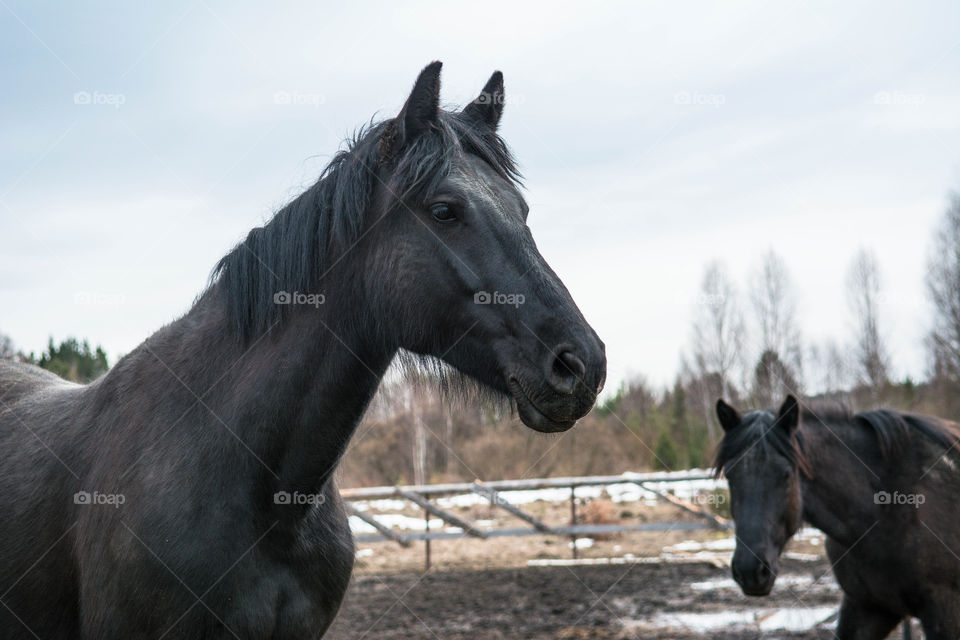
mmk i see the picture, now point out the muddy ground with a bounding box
[328,557,839,639]
[328,495,921,639]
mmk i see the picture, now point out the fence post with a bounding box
[424,507,431,572]
[569,486,578,559]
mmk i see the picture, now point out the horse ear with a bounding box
[460,70,504,130]
[777,395,800,433]
[380,61,442,163]
[400,61,442,139]
[716,399,742,432]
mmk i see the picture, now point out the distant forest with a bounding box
[4,195,960,487]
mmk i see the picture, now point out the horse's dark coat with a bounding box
[716,396,960,639]
[0,62,605,639]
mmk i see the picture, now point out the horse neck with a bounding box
[115,269,394,502]
[798,422,882,547]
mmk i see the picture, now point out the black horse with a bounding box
[0,62,605,639]
[715,395,960,639]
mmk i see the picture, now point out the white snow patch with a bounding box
[664,537,736,553]
[570,537,595,549]
[690,574,815,591]
[348,514,443,533]
[629,606,836,632]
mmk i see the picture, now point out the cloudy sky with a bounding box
[1,1,958,393]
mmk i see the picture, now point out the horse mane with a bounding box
[715,399,960,478]
[209,110,521,341]
[803,400,960,459]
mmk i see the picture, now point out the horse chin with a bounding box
[508,378,577,433]
[739,582,775,597]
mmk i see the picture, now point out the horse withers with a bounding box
[0,63,605,639]
[715,395,960,639]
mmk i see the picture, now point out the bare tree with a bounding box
[0,333,15,360]
[399,374,432,486]
[807,339,850,395]
[926,194,960,383]
[748,250,803,405]
[846,248,890,394]
[690,261,746,438]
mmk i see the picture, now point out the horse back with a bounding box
[0,360,86,639]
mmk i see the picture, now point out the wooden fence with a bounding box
[341,471,731,569]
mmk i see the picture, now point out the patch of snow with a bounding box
[629,606,836,632]
[570,537,594,549]
[690,574,814,591]
[664,537,735,554]
[348,514,443,533]
[759,607,836,631]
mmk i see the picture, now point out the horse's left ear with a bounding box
[460,70,504,130]
[777,395,800,433]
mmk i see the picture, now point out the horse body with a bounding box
[716,397,960,640]
[2,287,373,638]
[802,422,960,639]
[0,363,86,639]
[0,62,606,638]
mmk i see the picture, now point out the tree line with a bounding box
[1,336,109,383]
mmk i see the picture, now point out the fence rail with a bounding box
[342,471,729,569]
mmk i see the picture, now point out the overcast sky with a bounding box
[2,1,959,393]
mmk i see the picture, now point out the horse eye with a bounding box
[430,203,456,223]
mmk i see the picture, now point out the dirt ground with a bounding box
[329,557,821,639]
[328,494,922,639]
[329,556,924,639]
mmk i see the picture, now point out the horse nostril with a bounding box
[756,563,771,582]
[550,350,586,394]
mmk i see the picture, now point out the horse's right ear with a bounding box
[716,399,741,432]
[381,61,442,162]
[777,395,800,433]
[460,70,505,130]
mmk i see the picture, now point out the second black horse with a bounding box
[716,395,960,639]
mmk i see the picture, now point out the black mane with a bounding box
[806,401,960,458]
[210,111,521,341]
[715,400,960,478]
